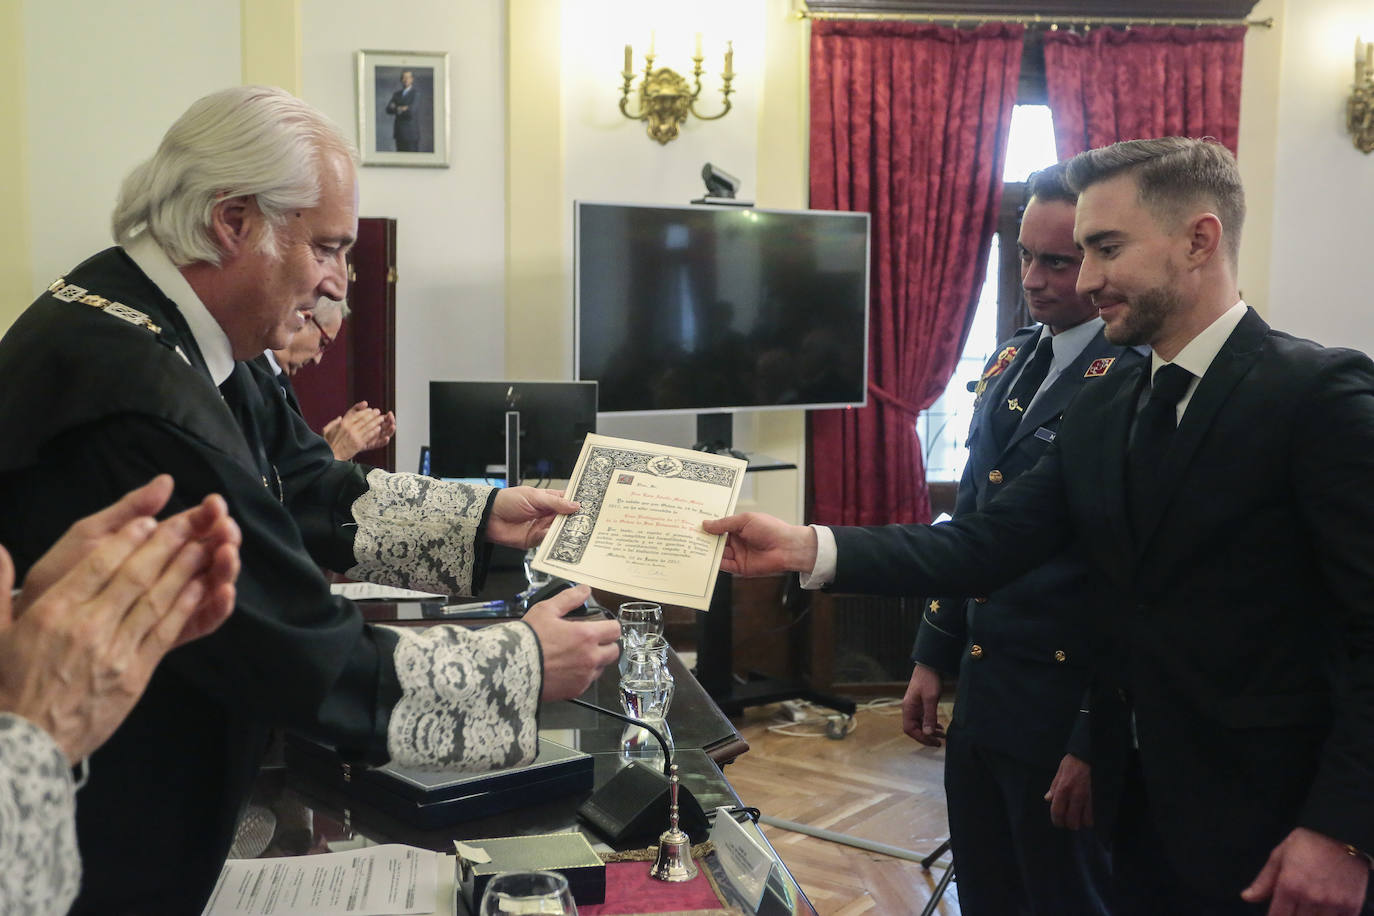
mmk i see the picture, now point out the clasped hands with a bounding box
[0,475,240,765]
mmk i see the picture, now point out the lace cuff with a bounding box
[385,622,542,770]
[0,713,80,915]
[347,470,491,595]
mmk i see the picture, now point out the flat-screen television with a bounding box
[575,202,870,415]
[428,380,597,484]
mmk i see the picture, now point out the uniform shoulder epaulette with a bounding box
[47,277,162,335]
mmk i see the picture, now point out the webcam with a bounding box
[701,162,741,199]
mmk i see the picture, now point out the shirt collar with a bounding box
[1042,315,1105,370]
[1151,300,1248,381]
[262,349,284,376]
[123,233,236,386]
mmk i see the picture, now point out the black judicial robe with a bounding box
[0,248,445,913]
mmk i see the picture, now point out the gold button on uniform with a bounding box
[1054,650,1067,663]
[974,597,989,604]
[988,470,1004,485]
[970,645,984,659]
[929,599,940,613]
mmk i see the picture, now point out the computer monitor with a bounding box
[428,380,598,484]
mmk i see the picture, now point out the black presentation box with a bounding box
[458,831,606,908]
[285,734,594,829]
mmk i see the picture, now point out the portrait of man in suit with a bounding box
[373,65,434,154]
[707,137,1374,916]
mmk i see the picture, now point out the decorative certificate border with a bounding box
[548,446,740,565]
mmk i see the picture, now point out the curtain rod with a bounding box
[798,9,1274,29]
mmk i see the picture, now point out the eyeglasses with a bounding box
[306,312,334,354]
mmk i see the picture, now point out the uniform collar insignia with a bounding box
[1084,357,1116,378]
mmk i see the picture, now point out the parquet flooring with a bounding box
[725,699,963,916]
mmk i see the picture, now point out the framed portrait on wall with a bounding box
[356,49,450,167]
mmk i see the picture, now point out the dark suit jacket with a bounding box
[833,308,1374,896]
[253,352,303,415]
[913,324,1140,770]
[386,86,419,146]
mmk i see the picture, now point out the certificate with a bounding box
[530,434,747,610]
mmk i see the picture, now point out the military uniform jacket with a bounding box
[831,308,1374,897]
[912,325,1139,770]
[0,248,540,914]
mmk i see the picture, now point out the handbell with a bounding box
[649,764,699,882]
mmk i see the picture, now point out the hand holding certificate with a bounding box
[529,435,747,611]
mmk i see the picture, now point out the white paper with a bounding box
[200,844,440,916]
[709,807,775,910]
[530,434,746,611]
[331,582,447,602]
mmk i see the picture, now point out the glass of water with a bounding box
[617,601,663,674]
[479,870,577,916]
[619,634,674,721]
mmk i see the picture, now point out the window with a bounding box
[917,105,1058,496]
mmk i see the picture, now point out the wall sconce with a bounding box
[620,34,734,145]
[1350,37,1374,153]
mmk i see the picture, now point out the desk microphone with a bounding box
[567,698,709,845]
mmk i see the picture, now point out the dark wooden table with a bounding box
[242,596,814,914]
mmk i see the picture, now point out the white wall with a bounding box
[302,0,509,470]
[559,0,770,452]
[1265,0,1374,354]
[23,0,240,289]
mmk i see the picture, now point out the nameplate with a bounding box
[710,806,775,909]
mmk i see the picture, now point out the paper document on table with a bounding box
[530,434,746,611]
[200,844,441,916]
[331,582,447,602]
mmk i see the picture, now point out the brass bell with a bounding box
[649,764,699,882]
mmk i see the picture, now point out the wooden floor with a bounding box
[725,699,963,916]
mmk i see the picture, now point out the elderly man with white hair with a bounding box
[0,86,621,915]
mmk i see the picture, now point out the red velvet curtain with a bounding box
[808,21,1023,526]
[1043,26,1246,158]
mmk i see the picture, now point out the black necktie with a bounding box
[990,335,1055,448]
[1127,363,1193,536]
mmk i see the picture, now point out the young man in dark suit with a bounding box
[707,137,1374,915]
[903,162,1137,915]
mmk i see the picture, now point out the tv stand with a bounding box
[691,414,855,721]
[697,573,855,720]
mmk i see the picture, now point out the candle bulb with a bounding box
[648,30,655,58]
[695,32,702,58]
[1366,39,1373,81]
[724,40,734,78]
[624,43,632,73]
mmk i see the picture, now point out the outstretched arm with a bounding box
[700,512,818,577]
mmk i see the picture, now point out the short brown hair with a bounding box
[1065,137,1245,264]
[1026,161,1075,206]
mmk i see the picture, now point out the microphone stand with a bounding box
[567,697,672,776]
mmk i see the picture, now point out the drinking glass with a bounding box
[479,870,577,916]
[619,635,674,721]
[617,601,663,674]
[521,548,553,594]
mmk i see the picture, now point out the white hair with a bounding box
[314,298,351,322]
[111,85,358,267]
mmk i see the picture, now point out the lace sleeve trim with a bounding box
[385,622,542,770]
[0,713,80,915]
[347,470,491,595]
